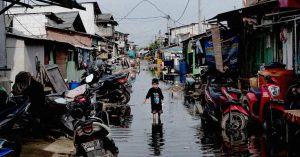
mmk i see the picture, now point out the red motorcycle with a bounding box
[203,76,249,131]
[246,75,285,133]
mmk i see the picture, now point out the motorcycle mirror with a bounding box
[86,74,94,83]
[55,98,67,104]
[82,63,88,70]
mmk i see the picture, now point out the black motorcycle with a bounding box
[68,75,119,157]
[81,62,131,104]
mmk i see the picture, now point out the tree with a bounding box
[148,40,160,51]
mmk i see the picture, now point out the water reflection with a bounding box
[148,124,165,156]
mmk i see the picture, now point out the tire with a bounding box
[121,90,130,104]
[99,111,110,126]
[125,106,131,116]
[221,130,246,146]
[221,112,247,131]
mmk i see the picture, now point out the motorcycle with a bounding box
[81,62,131,104]
[45,74,109,135]
[69,74,119,157]
[0,139,22,157]
[246,74,285,133]
[286,81,300,110]
[203,76,248,131]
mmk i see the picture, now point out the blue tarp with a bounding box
[204,36,239,70]
[128,50,137,59]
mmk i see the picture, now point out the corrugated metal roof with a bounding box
[47,12,86,32]
[96,13,118,25]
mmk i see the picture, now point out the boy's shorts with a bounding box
[151,105,162,114]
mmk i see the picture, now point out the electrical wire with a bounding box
[143,0,185,25]
[7,10,39,37]
[174,0,190,22]
[115,16,163,20]
[117,0,147,22]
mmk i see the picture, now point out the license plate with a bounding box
[81,140,102,152]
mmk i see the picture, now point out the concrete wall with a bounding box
[13,14,47,37]
[6,36,45,82]
[6,36,26,82]
[25,44,45,75]
[9,3,97,34]
[170,24,199,44]
[95,26,113,37]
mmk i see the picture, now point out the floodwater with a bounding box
[20,61,299,157]
[111,62,265,157]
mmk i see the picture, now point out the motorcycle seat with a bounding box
[250,87,262,99]
[227,87,242,99]
[208,87,222,100]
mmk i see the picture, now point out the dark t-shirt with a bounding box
[146,87,164,106]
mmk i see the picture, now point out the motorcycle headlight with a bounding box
[268,85,280,97]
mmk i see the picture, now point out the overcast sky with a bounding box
[97,0,243,47]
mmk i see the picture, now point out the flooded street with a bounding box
[19,62,299,157]
[111,62,262,157]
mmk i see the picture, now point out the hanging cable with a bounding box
[174,0,190,22]
[117,0,147,22]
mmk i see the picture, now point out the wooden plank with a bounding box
[45,64,68,93]
[211,24,224,73]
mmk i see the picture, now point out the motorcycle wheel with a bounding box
[120,90,130,104]
[221,112,247,131]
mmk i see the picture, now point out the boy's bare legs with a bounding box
[158,113,161,124]
[153,113,156,124]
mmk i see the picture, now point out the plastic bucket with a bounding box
[69,82,81,90]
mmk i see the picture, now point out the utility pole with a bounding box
[198,0,202,34]
[0,0,6,68]
[166,15,171,47]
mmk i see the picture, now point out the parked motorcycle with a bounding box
[286,81,300,110]
[203,76,248,131]
[69,74,119,157]
[0,139,22,157]
[81,61,131,104]
[0,90,28,157]
[246,74,285,133]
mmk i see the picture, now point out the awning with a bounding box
[207,0,278,22]
[161,47,182,54]
[74,45,95,50]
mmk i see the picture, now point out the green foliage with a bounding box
[148,40,160,51]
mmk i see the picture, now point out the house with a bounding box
[5,11,97,81]
[5,32,75,83]
[169,23,199,46]
[0,0,85,91]
[115,31,129,54]
[9,1,118,60]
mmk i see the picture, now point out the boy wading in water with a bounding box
[144,78,164,124]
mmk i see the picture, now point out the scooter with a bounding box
[203,76,248,131]
[0,96,30,132]
[70,74,119,157]
[246,74,285,133]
